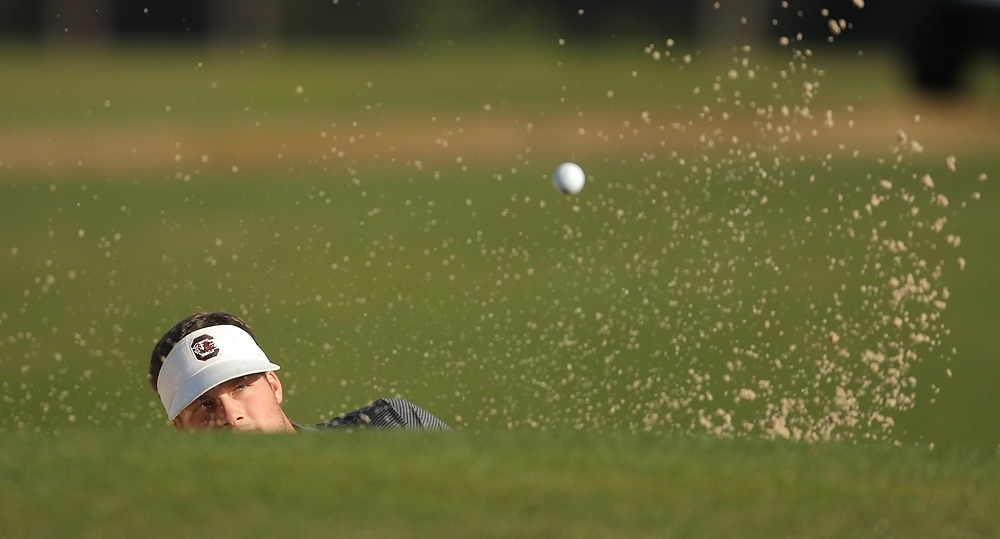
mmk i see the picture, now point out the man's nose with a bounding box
[215,395,245,427]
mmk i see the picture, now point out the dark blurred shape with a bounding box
[768,0,1000,94]
[111,0,209,39]
[900,0,1000,93]
[281,1,414,42]
[45,0,111,40]
[766,0,902,47]
[0,0,41,41]
[44,0,111,41]
[544,0,701,42]
[209,0,281,41]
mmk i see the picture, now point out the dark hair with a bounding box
[148,311,256,393]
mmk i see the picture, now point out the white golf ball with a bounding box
[552,162,586,195]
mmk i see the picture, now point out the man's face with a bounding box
[172,371,294,432]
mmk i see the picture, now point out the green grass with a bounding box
[1,429,997,538]
[1,41,999,444]
[1,36,999,537]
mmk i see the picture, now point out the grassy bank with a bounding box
[1,429,998,538]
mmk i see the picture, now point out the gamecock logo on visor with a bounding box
[190,334,220,361]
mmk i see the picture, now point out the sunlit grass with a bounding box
[0,42,997,447]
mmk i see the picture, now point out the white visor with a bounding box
[157,324,281,420]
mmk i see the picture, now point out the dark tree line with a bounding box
[3,0,996,92]
[0,0,894,45]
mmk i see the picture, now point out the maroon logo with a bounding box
[190,334,220,361]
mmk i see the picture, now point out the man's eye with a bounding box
[197,400,215,411]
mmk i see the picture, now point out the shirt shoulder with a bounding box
[313,397,451,431]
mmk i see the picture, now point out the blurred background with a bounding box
[2,0,999,92]
[1,1,998,447]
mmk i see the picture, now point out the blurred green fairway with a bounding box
[0,38,998,535]
[2,429,999,538]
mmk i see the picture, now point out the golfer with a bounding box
[149,311,450,432]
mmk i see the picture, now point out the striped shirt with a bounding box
[295,397,451,431]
